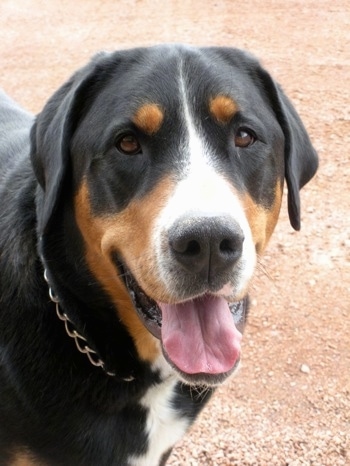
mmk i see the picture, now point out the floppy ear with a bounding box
[256,67,318,230]
[30,53,110,235]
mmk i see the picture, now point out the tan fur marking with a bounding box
[75,177,174,362]
[133,103,164,135]
[209,95,238,123]
[242,182,283,254]
[265,182,283,243]
[11,453,42,466]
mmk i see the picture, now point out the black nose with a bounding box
[169,216,244,282]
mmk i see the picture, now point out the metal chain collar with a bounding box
[43,269,134,381]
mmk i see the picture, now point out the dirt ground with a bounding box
[0,1,349,465]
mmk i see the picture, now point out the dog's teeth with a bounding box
[124,270,162,327]
[229,301,244,325]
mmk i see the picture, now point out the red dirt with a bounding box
[0,1,349,464]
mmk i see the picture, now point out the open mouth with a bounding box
[123,265,247,383]
[124,270,163,339]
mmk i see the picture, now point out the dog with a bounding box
[0,45,318,466]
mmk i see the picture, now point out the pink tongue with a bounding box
[159,295,242,375]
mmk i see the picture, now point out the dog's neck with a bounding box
[41,259,135,382]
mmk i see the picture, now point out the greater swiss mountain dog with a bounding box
[0,45,318,465]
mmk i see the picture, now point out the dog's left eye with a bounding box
[115,134,142,155]
[234,128,256,148]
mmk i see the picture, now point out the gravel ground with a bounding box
[0,1,349,465]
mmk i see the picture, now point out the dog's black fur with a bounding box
[0,45,318,465]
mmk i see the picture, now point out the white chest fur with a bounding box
[128,375,190,466]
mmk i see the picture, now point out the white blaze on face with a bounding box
[153,64,256,299]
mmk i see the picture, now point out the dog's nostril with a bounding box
[220,235,244,256]
[185,240,201,256]
[170,237,201,256]
[220,238,234,253]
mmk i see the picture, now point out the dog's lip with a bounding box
[123,269,162,339]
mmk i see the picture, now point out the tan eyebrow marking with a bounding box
[209,95,238,123]
[132,103,164,135]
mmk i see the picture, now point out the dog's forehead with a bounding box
[96,46,264,118]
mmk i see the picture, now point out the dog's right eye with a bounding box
[115,134,142,155]
[234,128,256,148]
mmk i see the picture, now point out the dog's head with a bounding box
[31,45,318,386]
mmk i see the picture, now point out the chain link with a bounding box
[54,301,116,376]
[43,268,134,381]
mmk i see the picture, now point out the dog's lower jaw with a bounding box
[121,265,247,387]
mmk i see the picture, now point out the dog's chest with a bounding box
[128,376,190,466]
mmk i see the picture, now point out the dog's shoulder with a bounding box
[0,90,34,186]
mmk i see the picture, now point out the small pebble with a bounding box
[300,363,311,374]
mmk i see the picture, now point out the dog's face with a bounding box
[31,45,318,386]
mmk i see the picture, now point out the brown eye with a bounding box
[115,134,142,155]
[235,128,256,148]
